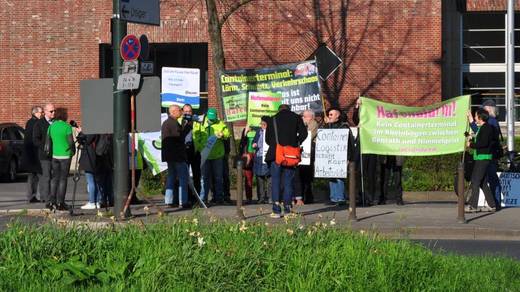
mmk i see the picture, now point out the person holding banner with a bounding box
[253,116,271,204]
[322,107,349,205]
[193,108,230,205]
[468,100,503,206]
[265,104,308,218]
[161,105,190,208]
[466,109,498,213]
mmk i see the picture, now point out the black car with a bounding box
[0,123,24,181]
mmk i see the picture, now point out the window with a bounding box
[462,13,520,121]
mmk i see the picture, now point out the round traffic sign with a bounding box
[120,34,141,61]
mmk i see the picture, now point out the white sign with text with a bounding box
[479,172,520,207]
[299,131,312,166]
[314,129,349,178]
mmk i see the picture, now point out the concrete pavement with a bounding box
[0,175,519,240]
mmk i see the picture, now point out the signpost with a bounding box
[120,0,160,26]
[120,34,141,61]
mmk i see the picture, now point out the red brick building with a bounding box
[1,0,519,126]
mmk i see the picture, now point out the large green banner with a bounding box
[359,95,470,156]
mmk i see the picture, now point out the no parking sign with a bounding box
[120,34,141,61]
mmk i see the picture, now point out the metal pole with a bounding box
[507,0,515,162]
[236,159,245,219]
[122,92,136,218]
[112,1,129,219]
[348,161,357,221]
[457,162,466,223]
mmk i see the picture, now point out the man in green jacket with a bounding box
[193,108,230,203]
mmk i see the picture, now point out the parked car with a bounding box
[0,123,24,181]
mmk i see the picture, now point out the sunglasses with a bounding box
[48,110,55,113]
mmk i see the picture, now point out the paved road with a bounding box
[414,239,520,260]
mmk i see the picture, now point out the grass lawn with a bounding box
[0,216,518,291]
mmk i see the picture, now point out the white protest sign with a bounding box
[161,67,200,109]
[314,129,349,178]
[262,132,269,164]
[478,172,520,207]
[299,131,312,165]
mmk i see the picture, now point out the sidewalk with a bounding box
[1,179,519,240]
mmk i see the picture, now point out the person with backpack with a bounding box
[468,99,502,207]
[265,104,308,218]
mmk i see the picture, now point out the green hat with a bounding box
[207,108,218,121]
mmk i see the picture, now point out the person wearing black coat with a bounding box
[466,109,498,212]
[265,104,308,217]
[23,106,43,203]
[162,105,190,208]
[77,133,102,209]
[32,103,55,203]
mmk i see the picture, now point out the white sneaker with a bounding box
[95,203,101,209]
[80,202,97,210]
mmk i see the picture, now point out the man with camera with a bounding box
[182,104,201,204]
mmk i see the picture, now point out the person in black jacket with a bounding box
[32,103,55,203]
[77,133,102,210]
[162,105,190,208]
[182,104,201,204]
[23,106,43,203]
[466,109,498,213]
[265,104,308,217]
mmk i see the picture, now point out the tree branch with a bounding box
[219,0,255,27]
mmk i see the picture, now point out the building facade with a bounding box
[0,0,518,127]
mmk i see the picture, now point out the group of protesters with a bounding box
[22,98,500,217]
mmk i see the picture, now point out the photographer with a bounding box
[182,104,201,204]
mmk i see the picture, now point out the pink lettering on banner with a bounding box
[251,96,280,101]
[376,106,398,118]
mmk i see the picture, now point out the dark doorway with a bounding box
[99,42,208,93]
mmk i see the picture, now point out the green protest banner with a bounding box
[219,60,323,122]
[359,95,470,156]
[247,91,282,126]
[223,93,247,122]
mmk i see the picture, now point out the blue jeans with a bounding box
[200,158,224,201]
[487,160,501,205]
[165,162,189,205]
[85,171,101,204]
[329,179,346,202]
[270,163,295,214]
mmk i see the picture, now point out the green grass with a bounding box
[0,218,519,291]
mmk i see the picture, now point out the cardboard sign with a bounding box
[314,129,349,178]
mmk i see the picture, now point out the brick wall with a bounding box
[1,0,442,127]
[467,0,520,11]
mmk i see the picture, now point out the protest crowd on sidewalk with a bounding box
[20,93,506,218]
